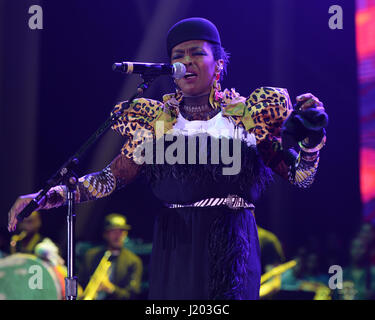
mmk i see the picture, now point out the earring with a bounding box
[174,80,182,97]
[213,73,221,92]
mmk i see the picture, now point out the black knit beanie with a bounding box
[166,17,221,57]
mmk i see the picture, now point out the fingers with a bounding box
[300,99,324,111]
[296,93,316,101]
[8,201,18,232]
[7,197,31,232]
[8,207,18,233]
[8,201,21,232]
[296,93,325,111]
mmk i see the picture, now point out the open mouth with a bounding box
[184,72,198,79]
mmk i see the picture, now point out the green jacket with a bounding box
[78,246,143,300]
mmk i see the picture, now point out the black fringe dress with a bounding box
[142,134,273,300]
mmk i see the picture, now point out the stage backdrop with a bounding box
[1,0,360,263]
[357,0,375,224]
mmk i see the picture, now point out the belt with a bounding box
[165,195,255,210]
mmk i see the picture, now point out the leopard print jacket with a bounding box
[41,86,323,208]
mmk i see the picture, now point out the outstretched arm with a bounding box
[7,154,142,232]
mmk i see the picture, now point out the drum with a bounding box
[0,253,64,300]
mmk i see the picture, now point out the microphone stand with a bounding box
[16,74,156,300]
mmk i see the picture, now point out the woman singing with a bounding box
[8,17,328,299]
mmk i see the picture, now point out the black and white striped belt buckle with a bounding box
[225,194,241,210]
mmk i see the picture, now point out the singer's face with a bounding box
[171,40,217,96]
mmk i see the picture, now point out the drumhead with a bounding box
[0,253,63,300]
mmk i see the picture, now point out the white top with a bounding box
[167,111,256,147]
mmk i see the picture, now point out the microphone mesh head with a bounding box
[172,62,186,79]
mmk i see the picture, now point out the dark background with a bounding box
[0,0,360,274]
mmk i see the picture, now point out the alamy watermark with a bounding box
[28,5,43,30]
[131,120,243,176]
[328,5,343,30]
[27,5,343,31]
[328,264,343,290]
[28,265,43,290]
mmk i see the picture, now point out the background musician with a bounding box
[78,213,143,300]
[9,211,45,254]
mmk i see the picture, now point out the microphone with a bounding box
[16,199,40,222]
[112,61,186,79]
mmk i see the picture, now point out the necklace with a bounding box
[179,93,220,121]
[183,104,211,113]
[180,104,220,121]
